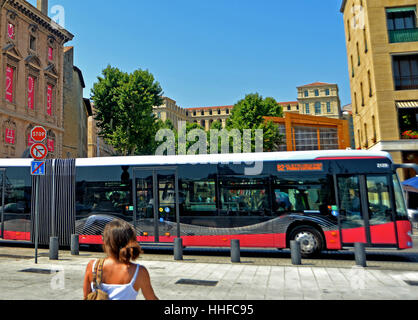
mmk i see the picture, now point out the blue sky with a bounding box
[28,0,350,108]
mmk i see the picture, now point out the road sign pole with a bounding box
[34,176,39,264]
[30,126,47,264]
[51,160,55,237]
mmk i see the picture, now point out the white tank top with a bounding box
[91,260,140,300]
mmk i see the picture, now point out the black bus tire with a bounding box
[289,225,324,258]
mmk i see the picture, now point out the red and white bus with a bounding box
[0,150,415,257]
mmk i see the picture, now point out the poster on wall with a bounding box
[5,128,15,145]
[5,66,14,103]
[28,76,35,110]
[47,85,53,116]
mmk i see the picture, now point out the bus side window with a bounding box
[273,190,292,212]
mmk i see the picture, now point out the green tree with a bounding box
[91,65,164,156]
[226,93,284,152]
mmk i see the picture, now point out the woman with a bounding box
[83,220,158,300]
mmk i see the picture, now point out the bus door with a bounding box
[337,174,397,247]
[0,169,4,239]
[133,167,179,243]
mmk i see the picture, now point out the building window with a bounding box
[5,66,15,103]
[372,115,377,142]
[304,90,308,97]
[209,109,212,116]
[217,109,221,115]
[325,88,330,96]
[294,126,318,150]
[26,125,35,147]
[354,92,358,114]
[364,123,368,148]
[28,76,36,110]
[315,102,321,115]
[347,19,351,42]
[387,7,418,43]
[46,84,54,116]
[351,55,355,77]
[368,70,373,97]
[319,128,339,150]
[360,82,365,106]
[47,138,55,153]
[48,47,53,61]
[326,102,331,113]
[314,89,319,96]
[47,131,56,158]
[364,27,368,53]
[305,103,310,114]
[226,109,229,114]
[30,36,36,51]
[287,105,291,111]
[356,42,360,66]
[393,54,418,90]
[7,23,15,40]
[201,110,204,116]
[5,127,15,145]
[193,111,196,116]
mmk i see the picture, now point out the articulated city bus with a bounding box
[0,150,414,257]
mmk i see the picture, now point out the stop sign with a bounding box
[31,126,47,143]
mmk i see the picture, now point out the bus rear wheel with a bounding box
[289,226,324,258]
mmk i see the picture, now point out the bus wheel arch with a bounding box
[286,222,326,258]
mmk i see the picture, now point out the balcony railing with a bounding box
[389,28,418,43]
[394,76,418,90]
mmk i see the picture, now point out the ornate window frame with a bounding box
[3,118,17,157]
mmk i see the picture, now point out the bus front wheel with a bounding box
[289,226,324,258]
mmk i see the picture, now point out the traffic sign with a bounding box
[31,161,45,176]
[31,126,47,143]
[30,143,48,161]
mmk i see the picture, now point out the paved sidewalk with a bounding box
[0,247,417,300]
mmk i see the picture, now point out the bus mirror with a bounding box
[393,163,418,175]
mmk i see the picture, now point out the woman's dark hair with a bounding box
[103,220,143,264]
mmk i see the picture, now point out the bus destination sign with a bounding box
[277,162,323,172]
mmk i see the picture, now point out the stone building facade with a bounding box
[0,0,73,158]
[155,82,343,134]
[186,105,231,130]
[297,82,342,119]
[341,0,418,180]
[153,96,188,130]
[62,46,91,159]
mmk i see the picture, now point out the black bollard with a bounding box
[231,239,240,263]
[49,236,59,260]
[174,237,183,261]
[71,234,79,255]
[290,240,302,265]
[354,242,367,267]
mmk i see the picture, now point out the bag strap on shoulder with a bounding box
[92,258,105,289]
[96,258,105,285]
